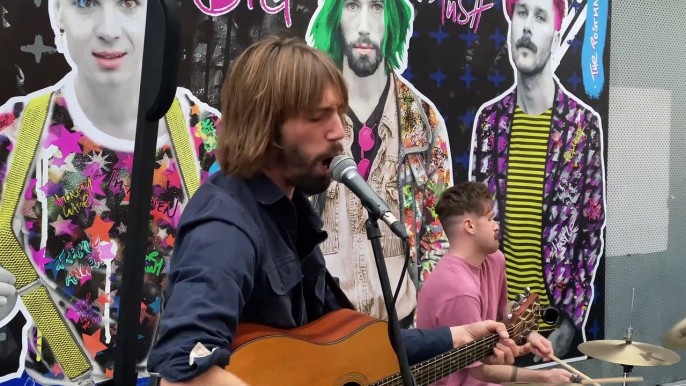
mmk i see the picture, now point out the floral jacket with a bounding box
[311,73,452,319]
[469,81,606,329]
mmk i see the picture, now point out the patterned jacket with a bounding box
[311,73,452,320]
[469,80,606,329]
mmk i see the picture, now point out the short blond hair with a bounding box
[217,35,348,178]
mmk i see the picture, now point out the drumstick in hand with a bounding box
[550,354,600,386]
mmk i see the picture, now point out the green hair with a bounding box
[307,0,413,73]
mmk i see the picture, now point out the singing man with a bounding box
[147,35,528,386]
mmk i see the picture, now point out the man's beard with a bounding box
[276,142,343,196]
[343,38,383,78]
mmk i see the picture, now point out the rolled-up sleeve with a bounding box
[147,208,257,383]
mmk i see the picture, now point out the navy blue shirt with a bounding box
[147,172,453,382]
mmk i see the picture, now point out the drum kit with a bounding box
[505,289,686,385]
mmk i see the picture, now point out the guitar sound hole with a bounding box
[342,383,362,386]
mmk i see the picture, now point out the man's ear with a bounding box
[464,217,476,235]
[52,0,63,30]
[49,0,66,52]
[551,30,561,55]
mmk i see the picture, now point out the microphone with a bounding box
[330,155,408,239]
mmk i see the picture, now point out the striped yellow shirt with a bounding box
[503,106,553,331]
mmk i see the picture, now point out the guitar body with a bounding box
[226,309,401,385]
[224,293,542,386]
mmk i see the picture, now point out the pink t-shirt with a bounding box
[416,251,509,386]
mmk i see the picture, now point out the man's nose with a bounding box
[95,8,122,42]
[329,115,345,141]
[357,7,371,35]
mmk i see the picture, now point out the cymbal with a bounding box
[578,339,681,366]
[663,318,686,350]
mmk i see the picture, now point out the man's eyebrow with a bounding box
[534,6,549,16]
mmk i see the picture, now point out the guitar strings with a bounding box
[372,309,537,386]
[378,326,526,386]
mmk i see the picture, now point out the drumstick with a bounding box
[550,354,600,386]
[580,377,643,384]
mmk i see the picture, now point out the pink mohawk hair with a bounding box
[505,0,567,31]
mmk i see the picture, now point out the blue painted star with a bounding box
[138,334,145,340]
[570,0,583,13]
[402,65,415,82]
[568,37,582,54]
[63,285,76,298]
[493,0,501,9]
[589,318,600,340]
[488,69,506,88]
[459,108,476,129]
[460,64,476,89]
[44,259,60,280]
[412,30,419,39]
[149,297,162,313]
[430,69,447,88]
[111,296,121,310]
[567,71,582,90]
[490,28,506,49]
[459,29,479,47]
[430,26,449,45]
[454,151,470,169]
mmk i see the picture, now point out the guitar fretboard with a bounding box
[371,325,528,386]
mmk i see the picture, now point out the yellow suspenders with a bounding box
[166,97,200,197]
[0,92,200,383]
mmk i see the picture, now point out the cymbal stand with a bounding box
[621,289,636,386]
[619,364,634,386]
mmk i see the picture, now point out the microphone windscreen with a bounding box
[331,155,357,182]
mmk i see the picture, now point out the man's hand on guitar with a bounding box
[450,320,518,365]
[449,320,510,347]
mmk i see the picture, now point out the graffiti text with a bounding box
[441,0,493,33]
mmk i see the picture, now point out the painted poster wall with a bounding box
[0,0,610,384]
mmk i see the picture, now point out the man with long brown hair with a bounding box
[146,35,527,386]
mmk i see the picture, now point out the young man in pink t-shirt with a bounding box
[416,182,575,385]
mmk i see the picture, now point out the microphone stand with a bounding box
[365,214,416,386]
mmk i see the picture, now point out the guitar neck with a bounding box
[373,326,517,386]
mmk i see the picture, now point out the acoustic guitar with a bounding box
[224,292,541,385]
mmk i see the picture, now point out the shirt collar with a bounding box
[246,173,325,231]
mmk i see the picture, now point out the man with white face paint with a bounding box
[307,0,453,327]
[0,0,221,384]
[469,0,606,360]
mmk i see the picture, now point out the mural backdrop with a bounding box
[0,0,609,384]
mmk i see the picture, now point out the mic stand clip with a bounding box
[365,213,416,386]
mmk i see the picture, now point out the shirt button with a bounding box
[357,236,362,242]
